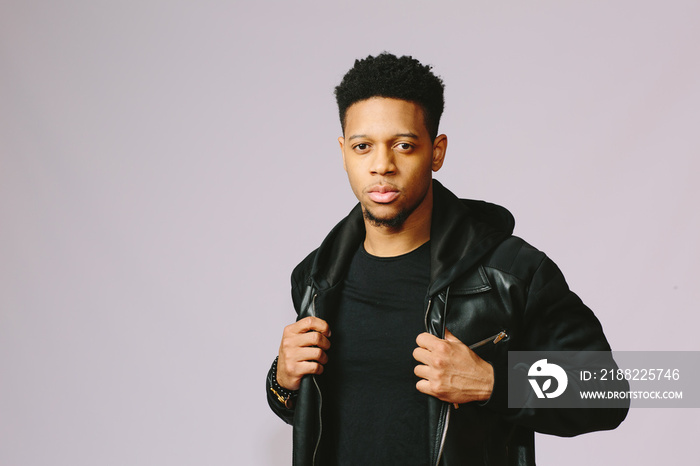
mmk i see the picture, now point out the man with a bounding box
[266,53,627,465]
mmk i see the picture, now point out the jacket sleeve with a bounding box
[266,359,295,425]
[481,250,629,436]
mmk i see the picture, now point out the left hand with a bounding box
[413,329,495,404]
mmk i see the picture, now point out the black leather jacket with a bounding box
[267,180,628,465]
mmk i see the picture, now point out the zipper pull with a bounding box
[468,330,508,350]
[493,331,507,344]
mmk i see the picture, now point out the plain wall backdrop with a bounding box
[1,1,698,464]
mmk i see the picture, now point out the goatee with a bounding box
[363,205,415,229]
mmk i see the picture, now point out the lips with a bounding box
[367,185,399,204]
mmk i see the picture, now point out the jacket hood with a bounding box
[309,179,515,295]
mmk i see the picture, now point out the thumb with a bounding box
[444,328,462,343]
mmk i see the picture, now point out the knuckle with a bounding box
[280,340,296,354]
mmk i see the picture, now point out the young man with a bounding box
[266,53,627,465]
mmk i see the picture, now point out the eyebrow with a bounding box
[348,132,419,140]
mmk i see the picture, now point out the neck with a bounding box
[363,187,433,257]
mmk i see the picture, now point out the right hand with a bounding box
[277,316,331,390]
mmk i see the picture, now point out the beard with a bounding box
[363,205,412,228]
[361,187,428,229]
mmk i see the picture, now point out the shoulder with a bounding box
[446,236,553,296]
[479,236,579,315]
[478,236,572,298]
[482,236,547,279]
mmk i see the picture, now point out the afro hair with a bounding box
[334,52,445,141]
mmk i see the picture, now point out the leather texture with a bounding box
[266,180,628,465]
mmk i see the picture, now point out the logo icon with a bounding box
[528,359,568,399]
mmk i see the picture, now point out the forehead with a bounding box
[344,98,428,137]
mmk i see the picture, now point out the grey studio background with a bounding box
[1,1,698,465]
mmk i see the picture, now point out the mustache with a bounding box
[365,182,400,193]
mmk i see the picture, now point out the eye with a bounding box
[353,143,370,153]
[396,143,414,151]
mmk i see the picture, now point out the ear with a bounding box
[431,134,447,172]
[338,136,347,172]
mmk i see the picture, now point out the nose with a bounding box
[370,145,396,175]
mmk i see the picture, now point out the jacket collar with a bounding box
[309,180,515,296]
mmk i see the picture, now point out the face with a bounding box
[338,97,447,230]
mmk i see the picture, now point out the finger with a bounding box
[280,359,326,389]
[296,346,329,365]
[416,332,441,350]
[296,330,331,350]
[412,347,432,365]
[297,360,325,376]
[279,334,329,364]
[416,378,433,396]
[413,363,431,380]
[294,316,331,336]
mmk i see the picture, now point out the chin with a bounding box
[363,205,409,229]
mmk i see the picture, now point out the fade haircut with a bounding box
[334,52,445,141]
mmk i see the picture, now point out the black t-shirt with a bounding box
[323,241,431,466]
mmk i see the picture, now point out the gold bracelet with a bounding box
[270,387,295,409]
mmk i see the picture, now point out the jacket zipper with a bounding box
[468,330,509,350]
[424,292,451,466]
[310,293,323,466]
[437,290,450,466]
[434,330,508,465]
[423,297,433,336]
[436,404,450,466]
[426,290,509,465]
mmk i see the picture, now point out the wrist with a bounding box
[476,361,497,407]
[480,361,495,400]
[270,356,298,409]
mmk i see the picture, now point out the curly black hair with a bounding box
[334,52,445,141]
